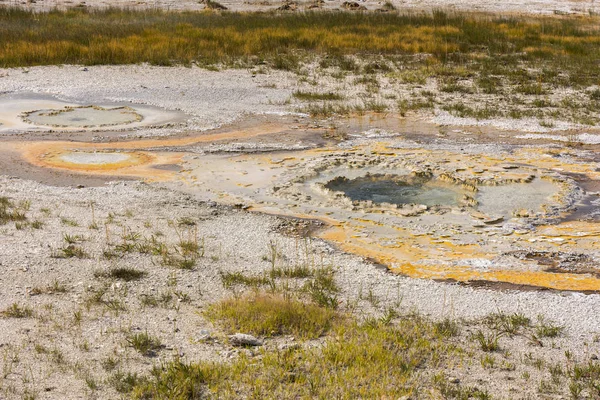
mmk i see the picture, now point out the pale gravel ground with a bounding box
[1,175,600,398]
[432,110,591,133]
[2,64,600,397]
[4,0,600,15]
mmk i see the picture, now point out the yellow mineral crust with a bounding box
[320,224,600,291]
[10,129,600,291]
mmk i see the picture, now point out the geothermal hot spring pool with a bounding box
[34,150,155,173]
[59,152,131,165]
[23,106,142,128]
[0,93,188,134]
[325,175,463,207]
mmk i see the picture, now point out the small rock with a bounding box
[513,209,530,218]
[229,333,263,347]
[197,329,212,341]
[483,216,504,225]
[278,343,300,351]
[277,2,297,10]
[501,164,519,170]
[341,1,366,10]
[592,354,598,360]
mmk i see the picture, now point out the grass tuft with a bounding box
[303,267,339,309]
[0,197,27,225]
[219,270,271,289]
[52,244,88,259]
[110,371,143,394]
[1,303,33,318]
[206,293,336,339]
[485,312,530,336]
[471,330,500,352]
[535,316,564,338]
[126,332,163,357]
[95,267,147,282]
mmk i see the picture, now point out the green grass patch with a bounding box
[219,270,272,289]
[484,311,531,336]
[535,315,564,338]
[205,293,336,339]
[471,330,500,352]
[109,371,143,394]
[293,90,344,101]
[302,266,339,309]
[132,311,463,399]
[268,264,313,279]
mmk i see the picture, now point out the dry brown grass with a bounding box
[1,7,600,90]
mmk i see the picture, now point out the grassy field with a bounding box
[1,8,600,89]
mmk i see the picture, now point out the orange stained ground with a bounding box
[320,223,600,292]
[7,122,288,181]
[9,129,600,292]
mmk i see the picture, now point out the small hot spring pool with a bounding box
[325,175,463,207]
[24,106,141,128]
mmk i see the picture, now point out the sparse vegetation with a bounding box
[1,303,33,318]
[51,244,88,259]
[110,371,143,394]
[126,332,163,357]
[134,304,464,399]
[60,217,79,227]
[94,267,147,282]
[269,264,313,279]
[84,284,127,314]
[434,318,460,337]
[30,280,69,295]
[293,90,344,101]
[219,270,271,289]
[485,312,530,336]
[140,292,175,308]
[535,315,564,338]
[0,197,27,225]
[303,266,339,309]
